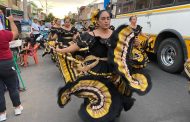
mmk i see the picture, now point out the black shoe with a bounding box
[42,52,48,57]
[123,97,136,111]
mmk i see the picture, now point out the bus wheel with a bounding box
[157,38,184,73]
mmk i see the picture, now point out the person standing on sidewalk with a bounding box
[31,18,40,43]
[0,15,23,121]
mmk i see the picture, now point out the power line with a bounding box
[46,0,47,14]
[38,0,44,8]
[38,0,48,14]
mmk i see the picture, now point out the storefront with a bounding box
[0,0,8,11]
[0,1,24,34]
[11,9,24,32]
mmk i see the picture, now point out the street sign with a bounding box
[104,0,110,9]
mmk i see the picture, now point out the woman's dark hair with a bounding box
[95,10,111,20]
[25,37,31,43]
[25,37,36,47]
[64,17,71,22]
[54,18,58,23]
[129,15,137,22]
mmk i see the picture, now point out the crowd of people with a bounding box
[0,7,190,122]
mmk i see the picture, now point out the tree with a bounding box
[71,18,76,25]
[37,8,44,13]
[45,13,55,22]
[29,1,38,8]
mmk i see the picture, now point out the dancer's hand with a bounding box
[55,47,60,52]
[187,59,190,63]
[69,41,75,46]
[55,47,65,55]
[148,37,154,43]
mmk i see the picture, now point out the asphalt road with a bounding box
[4,51,190,122]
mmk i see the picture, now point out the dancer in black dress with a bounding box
[55,17,79,83]
[56,10,151,122]
[128,15,153,69]
[184,59,190,93]
[49,18,62,41]
[42,18,62,60]
[60,17,78,46]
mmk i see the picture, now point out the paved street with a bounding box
[5,51,190,122]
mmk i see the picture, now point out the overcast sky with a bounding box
[32,0,104,18]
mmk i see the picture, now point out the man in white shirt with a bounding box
[39,20,45,31]
[31,18,40,42]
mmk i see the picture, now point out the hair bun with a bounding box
[64,16,71,22]
[90,9,100,25]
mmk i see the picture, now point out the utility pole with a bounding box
[23,0,28,20]
[46,0,47,15]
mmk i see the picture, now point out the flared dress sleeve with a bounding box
[71,27,78,35]
[76,32,95,48]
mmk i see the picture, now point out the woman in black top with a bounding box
[56,10,151,122]
[52,17,79,83]
[128,15,152,68]
[44,18,63,54]
[49,18,62,42]
[60,17,78,46]
[42,19,62,58]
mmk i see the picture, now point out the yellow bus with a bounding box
[111,0,190,73]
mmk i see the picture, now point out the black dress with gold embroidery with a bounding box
[57,28,152,122]
[132,25,142,37]
[76,33,113,76]
[42,27,62,58]
[59,27,78,46]
[58,33,125,122]
[55,27,78,83]
[49,27,62,41]
[129,25,149,69]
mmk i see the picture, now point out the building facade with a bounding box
[78,2,104,21]
[27,2,45,20]
[27,2,38,19]
[0,0,23,21]
[0,0,22,10]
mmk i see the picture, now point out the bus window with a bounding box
[116,3,123,15]
[136,0,151,11]
[116,0,134,14]
[176,0,190,5]
[123,1,134,13]
[152,0,175,8]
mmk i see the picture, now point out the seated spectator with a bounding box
[19,37,32,66]
[20,37,39,67]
